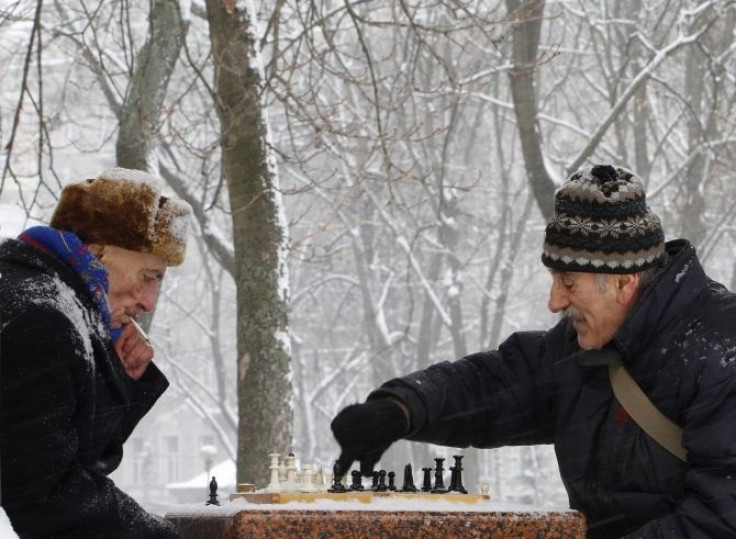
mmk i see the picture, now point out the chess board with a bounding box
[230,491,491,504]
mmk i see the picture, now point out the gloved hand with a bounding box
[331,398,410,476]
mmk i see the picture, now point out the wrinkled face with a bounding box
[90,245,167,328]
[547,271,634,350]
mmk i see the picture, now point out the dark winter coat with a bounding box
[0,238,179,538]
[372,240,736,538]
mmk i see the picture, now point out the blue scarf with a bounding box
[19,226,123,343]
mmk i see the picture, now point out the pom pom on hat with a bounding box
[49,168,192,266]
[541,164,665,274]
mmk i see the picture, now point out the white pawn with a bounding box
[324,470,334,492]
[315,466,327,491]
[301,464,318,492]
[265,452,282,493]
[278,460,287,483]
[284,454,298,492]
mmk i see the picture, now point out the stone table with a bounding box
[166,497,586,538]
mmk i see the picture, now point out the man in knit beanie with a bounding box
[331,164,736,538]
[0,168,191,538]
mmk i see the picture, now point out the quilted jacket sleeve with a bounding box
[368,330,557,448]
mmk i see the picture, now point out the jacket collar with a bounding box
[612,239,707,363]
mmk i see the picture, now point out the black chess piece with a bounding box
[432,458,447,493]
[377,470,388,492]
[388,471,397,491]
[350,470,364,491]
[401,463,418,493]
[206,476,220,506]
[448,455,468,494]
[371,471,380,491]
[328,461,348,493]
[421,467,432,492]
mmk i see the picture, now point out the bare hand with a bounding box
[115,322,154,380]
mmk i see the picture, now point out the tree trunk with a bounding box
[116,0,186,171]
[505,0,555,221]
[206,0,292,487]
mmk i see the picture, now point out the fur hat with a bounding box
[541,164,666,274]
[49,168,192,266]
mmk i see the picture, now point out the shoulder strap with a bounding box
[608,364,687,462]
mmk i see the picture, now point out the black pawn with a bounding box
[432,458,446,493]
[388,471,397,491]
[377,470,388,492]
[421,467,432,492]
[328,461,348,493]
[448,455,468,494]
[206,476,220,506]
[371,471,380,491]
[350,470,364,491]
[401,464,418,493]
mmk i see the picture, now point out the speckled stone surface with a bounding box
[170,509,586,538]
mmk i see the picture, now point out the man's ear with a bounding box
[614,273,639,306]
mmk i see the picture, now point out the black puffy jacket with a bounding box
[372,240,736,538]
[0,238,178,538]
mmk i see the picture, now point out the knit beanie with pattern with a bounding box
[541,164,665,274]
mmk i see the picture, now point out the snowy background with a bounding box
[2,0,736,531]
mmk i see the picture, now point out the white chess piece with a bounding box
[301,464,318,492]
[480,483,490,496]
[324,471,334,492]
[284,454,298,492]
[265,453,282,493]
[315,466,327,492]
[278,460,287,483]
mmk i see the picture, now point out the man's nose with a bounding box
[548,279,569,313]
[138,281,159,313]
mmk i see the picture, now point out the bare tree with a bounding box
[205,0,292,487]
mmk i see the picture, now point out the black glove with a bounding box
[331,398,410,476]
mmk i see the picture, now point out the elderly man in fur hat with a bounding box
[331,164,736,538]
[0,169,191,538]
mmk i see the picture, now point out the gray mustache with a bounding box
[561,309,584,323]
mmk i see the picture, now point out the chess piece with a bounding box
[401,464,418,492]
[421,467,432,492]
[285,453,298,492]
[377,470,388,492]
[432,458,447,493]
[371,471,380,492]
[206,476,220,506]
[302,464,318,492]
[328,461,348,493]
[448,455,468,494]
[265,452,282,493]
[324,470,334,492]
[480,483,490,496]
[350,470,364,491]
[388,471,397,491]
[278,459,288,483]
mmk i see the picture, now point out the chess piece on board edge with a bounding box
[206,476,220,506]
